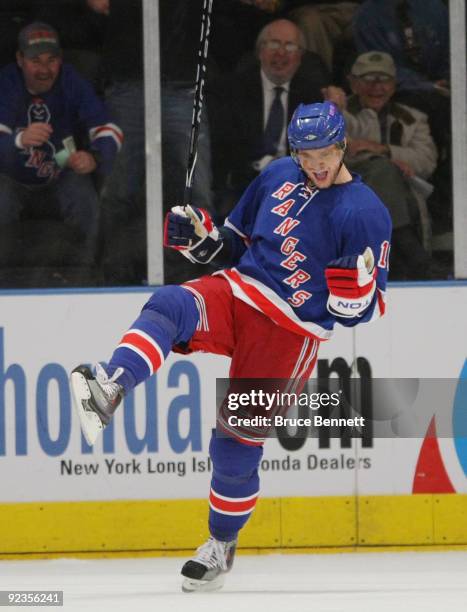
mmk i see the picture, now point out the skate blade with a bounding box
[70,371,104,446]
[181,574,225,593]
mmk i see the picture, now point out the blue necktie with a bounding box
[263,86,285,156]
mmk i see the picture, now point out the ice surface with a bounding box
[1,550,466,612]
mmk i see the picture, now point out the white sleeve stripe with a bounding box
[89,123,123,138]
[89,124,123,150]
[90,130,123,151]
[224,218,247,239]
[0,124,13,135]
[15,131,25,148]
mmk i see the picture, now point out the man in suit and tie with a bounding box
[211,18,330,214]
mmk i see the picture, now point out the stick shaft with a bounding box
[183,0,214,207]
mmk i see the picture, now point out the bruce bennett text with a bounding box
[227,415,365,428]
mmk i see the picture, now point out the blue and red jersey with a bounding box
[220,157,392,340]
[0,62,123,185]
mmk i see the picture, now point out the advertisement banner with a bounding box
[1,285,466,503]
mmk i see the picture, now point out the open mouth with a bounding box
[312,170,328,182]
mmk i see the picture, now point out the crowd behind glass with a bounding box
[0,0,453,288]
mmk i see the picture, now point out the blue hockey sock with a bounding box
[208,434,263,541]
[105,286,199,394]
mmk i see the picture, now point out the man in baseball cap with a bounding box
[351,51,396,80]
[17,22,62,96]
[18,22,62,60]
[349,52,397,114]
[0,19,122,271]
[323,49,437,279]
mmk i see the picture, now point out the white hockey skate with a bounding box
[70,363,124,446]
[181,536,237,593]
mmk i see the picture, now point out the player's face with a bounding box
[17,52,62,94]
[350,73,396,113]
[259,20,303,85]
[297,145,345,188]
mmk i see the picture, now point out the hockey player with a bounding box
[70,102,392,592]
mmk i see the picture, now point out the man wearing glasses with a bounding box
[213,18,329,211]
[324,51,437,280]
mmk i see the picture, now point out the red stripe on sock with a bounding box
[209,490,258,513]
[120,331,162,372]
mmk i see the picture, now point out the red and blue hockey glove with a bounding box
[163,205,223,264]
[325,247,377,318]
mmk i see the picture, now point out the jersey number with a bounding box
[378,240,390,270]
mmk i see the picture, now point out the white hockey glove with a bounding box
[163,205,223,264]
[325,247,377,318]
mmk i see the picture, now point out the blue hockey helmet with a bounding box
[288,102,346,156]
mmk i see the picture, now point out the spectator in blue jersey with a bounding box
[70,102,391,592]
[0,22,123,269]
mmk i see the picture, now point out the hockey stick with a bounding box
[183,0,214,208]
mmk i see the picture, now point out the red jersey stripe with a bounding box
[92,124,123,141]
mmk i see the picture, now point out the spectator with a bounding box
[0,22,122,269]
[211,1,341,74]
[212,18,330,213]
[352,0,452,254]
[324,51,437,279]
[352,0,450,153]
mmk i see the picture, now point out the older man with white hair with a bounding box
[212,18,330,208]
